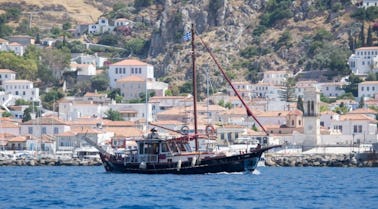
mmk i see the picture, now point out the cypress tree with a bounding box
[359,23,365,46]
[367,25,373,46]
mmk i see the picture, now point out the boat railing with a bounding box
[138,154,158,163]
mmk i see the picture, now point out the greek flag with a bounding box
[183,31,192,41]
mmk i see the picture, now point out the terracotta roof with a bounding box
[0,132,16,138]
[104,127,143,137]
[102,120,135,127]
[0,120,19,128]
[22,117,67,125]
[84,92,107,97]
[356,46,378,50]
[117,75,145,82]
[8,136,27,142]
[9,42,21,46]
[3,80,32,84]
[348,108,377,115]
[360,81,378,85]
[56,131,76,137]
[0,69,15,73]
[256,110,289,117]
[0,38,8,43]
[110,59,150,66]
[340,114,378,122]
[288,109,303,116]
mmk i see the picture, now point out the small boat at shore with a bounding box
[85,24,280,174]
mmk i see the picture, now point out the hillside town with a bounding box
[0,1,378,166]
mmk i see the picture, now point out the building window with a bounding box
[115,68,118,74]
[54,127,59,134]
[132,68,134,74]
[42,127,47,134]
[28,127,33,134]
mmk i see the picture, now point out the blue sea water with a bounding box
[0,166,377,209]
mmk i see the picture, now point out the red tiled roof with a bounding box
[110,59,150,66]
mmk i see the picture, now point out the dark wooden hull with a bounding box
[99,146,278,174]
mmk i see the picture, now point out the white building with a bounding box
[108,59,154,88]
[0,38,25,56]
[116,76,168,102]
[0,69,16,85]
[72,53,108,68]
[69,63,96,76]
[317,82,346,98]
[88,17,114,35]
[226,81,253,100]
[7,42,24,56]
[358,81,378,98]
[262,70,293,86]
[2,80,39,102]
[20,117,71,138]
[359,0,378,8]
[250,82,283,101]
[295,80,317,98]
[348,47,378,75]
[114,18,131,27]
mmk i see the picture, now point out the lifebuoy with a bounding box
[180,125,189,135]
[205,125,215,135]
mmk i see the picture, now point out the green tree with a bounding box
[334,102,349,114]
[22,107,32,122]
[134,0,153,10]
[297,96,304,113]
[39,47,71,82]
[359,97,365,108]
[0,52,38,80]
[98,33,119,46]
[15,99,31,106]
[279,77,296,102]
[367,25,373,46]
[344,74,363,97]
[365,72,377,81]
[104,109,124,121]
[2,112,11,117]
[91,74,109,91]
[62,22,72,30]
[359,23,365,47]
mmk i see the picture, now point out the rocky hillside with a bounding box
[1,0,377,94]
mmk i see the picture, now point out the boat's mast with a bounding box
[191,23,199,151]
[198,36,269,135]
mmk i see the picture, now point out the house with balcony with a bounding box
[348,46,378,75]
[358,81,378,98]
[262,70,293,86]
[108,59,154,88]
[2,80,39,104]
[359,0,378,8]
[317,82,346,98]
[20,117,71,139]
[88,17,114,35]
[0,69,16,86]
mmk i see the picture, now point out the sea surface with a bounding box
[0,166,377,209]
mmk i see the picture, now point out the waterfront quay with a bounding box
[265,153,378,167]
[0,151,102,166]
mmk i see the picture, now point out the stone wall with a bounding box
[265,153,378,167]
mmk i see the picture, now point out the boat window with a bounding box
[178,142,186,152]
[139,143,144,154]
[161,143,169,153]
[152,143,159,154]
[184,144,192,152]
[168,142,179,153]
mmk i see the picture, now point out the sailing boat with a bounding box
[85,24,280,174]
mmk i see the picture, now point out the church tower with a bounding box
[303,86,321,149]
